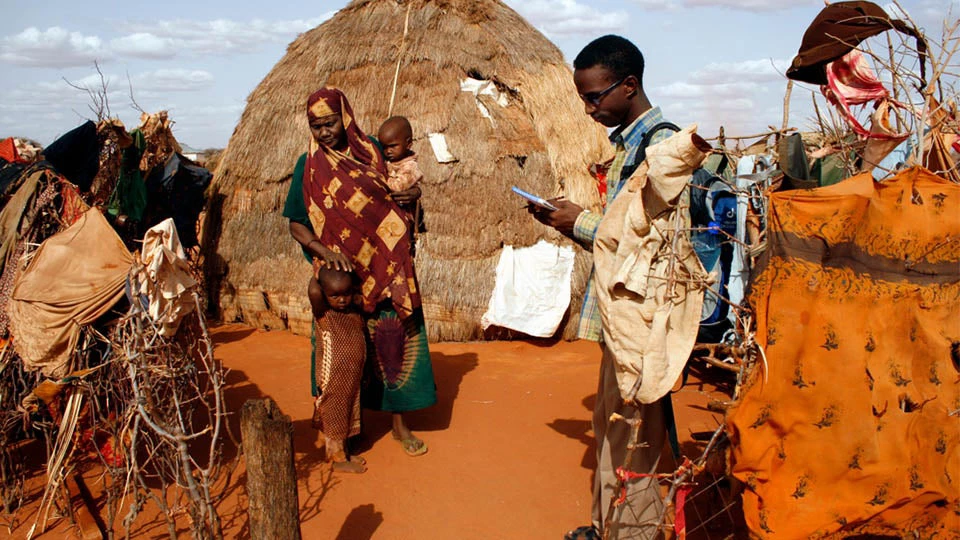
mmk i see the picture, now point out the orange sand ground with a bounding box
[7,324,733,539]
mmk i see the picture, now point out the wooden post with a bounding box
[67,473,104,540]
[241,398,302,540]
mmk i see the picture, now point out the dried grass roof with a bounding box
[208,0,609,341]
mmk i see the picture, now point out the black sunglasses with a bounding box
[579,77,626,106]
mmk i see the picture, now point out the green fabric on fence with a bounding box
[811,151,850,187]
[107,129,147,222]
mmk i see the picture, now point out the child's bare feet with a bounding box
[331,455,366,474]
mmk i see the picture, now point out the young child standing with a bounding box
[309,265,368,473]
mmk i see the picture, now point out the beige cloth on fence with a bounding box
[137,218,197,336]
[0,168,45,272]
[593,125,711,404]
[9,208,132,378]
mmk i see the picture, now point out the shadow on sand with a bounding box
[291,418,339,523]
[547,393,598,471]
[333,503,384,540]
[215,367,340,536]
[353,350,479,453]
[210,325,258,345]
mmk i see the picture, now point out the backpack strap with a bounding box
[714,152,730,176]
[640,121,682,151]
[637,122,682,167]
[621,121,682,181]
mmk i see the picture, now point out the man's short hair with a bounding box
[573,35,645,88]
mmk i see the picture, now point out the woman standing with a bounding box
[283,87,435,459]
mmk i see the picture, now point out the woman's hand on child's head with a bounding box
[316,245,354,272]
[390,184,422,206]
[326,252,354,272]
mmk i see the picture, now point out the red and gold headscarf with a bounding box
[303,87,419,318]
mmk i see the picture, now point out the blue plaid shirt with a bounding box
[573,106,673,341]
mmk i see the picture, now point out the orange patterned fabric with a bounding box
[303,88,419,318]
[59,181,89,226]
[727,167,960,538]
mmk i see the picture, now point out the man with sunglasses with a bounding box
[530,35,677,540]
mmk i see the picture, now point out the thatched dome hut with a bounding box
[208,0,608,341]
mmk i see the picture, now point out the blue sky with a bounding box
[1,0,954,149]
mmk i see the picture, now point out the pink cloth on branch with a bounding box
[821,49,906,140]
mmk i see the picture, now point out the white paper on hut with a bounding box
[428,133,457,163]
[460,77,510,107]
[460,77,510,125]
[481,240,576,338]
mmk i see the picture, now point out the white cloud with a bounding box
[115,15,333,56]
[655,56,798,138]
[629,0,679,10]
[632,0,811,11]
[656,72,820,141]
[0,75,242,147]
[914,0,960,17]
[908,0,960,38]
[683,0,805,10]
[138,101,244,123]
[683,97,756,112]
[178,103,245,117]
[0,68,215,121]
[1,14,335,67]
[0,79,116,142]
[662,98,781,142]
[132,69,215,93]
[131,102,244,148]
[689,58,791,84]
[0,27,108,68]
[658,80,769,100]
[657,56,791,122]
[508,1,628,37]
[110,33,177,59]
[30,76,105,103]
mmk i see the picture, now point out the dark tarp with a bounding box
[143,153,211,248]
[42,120,100,191]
